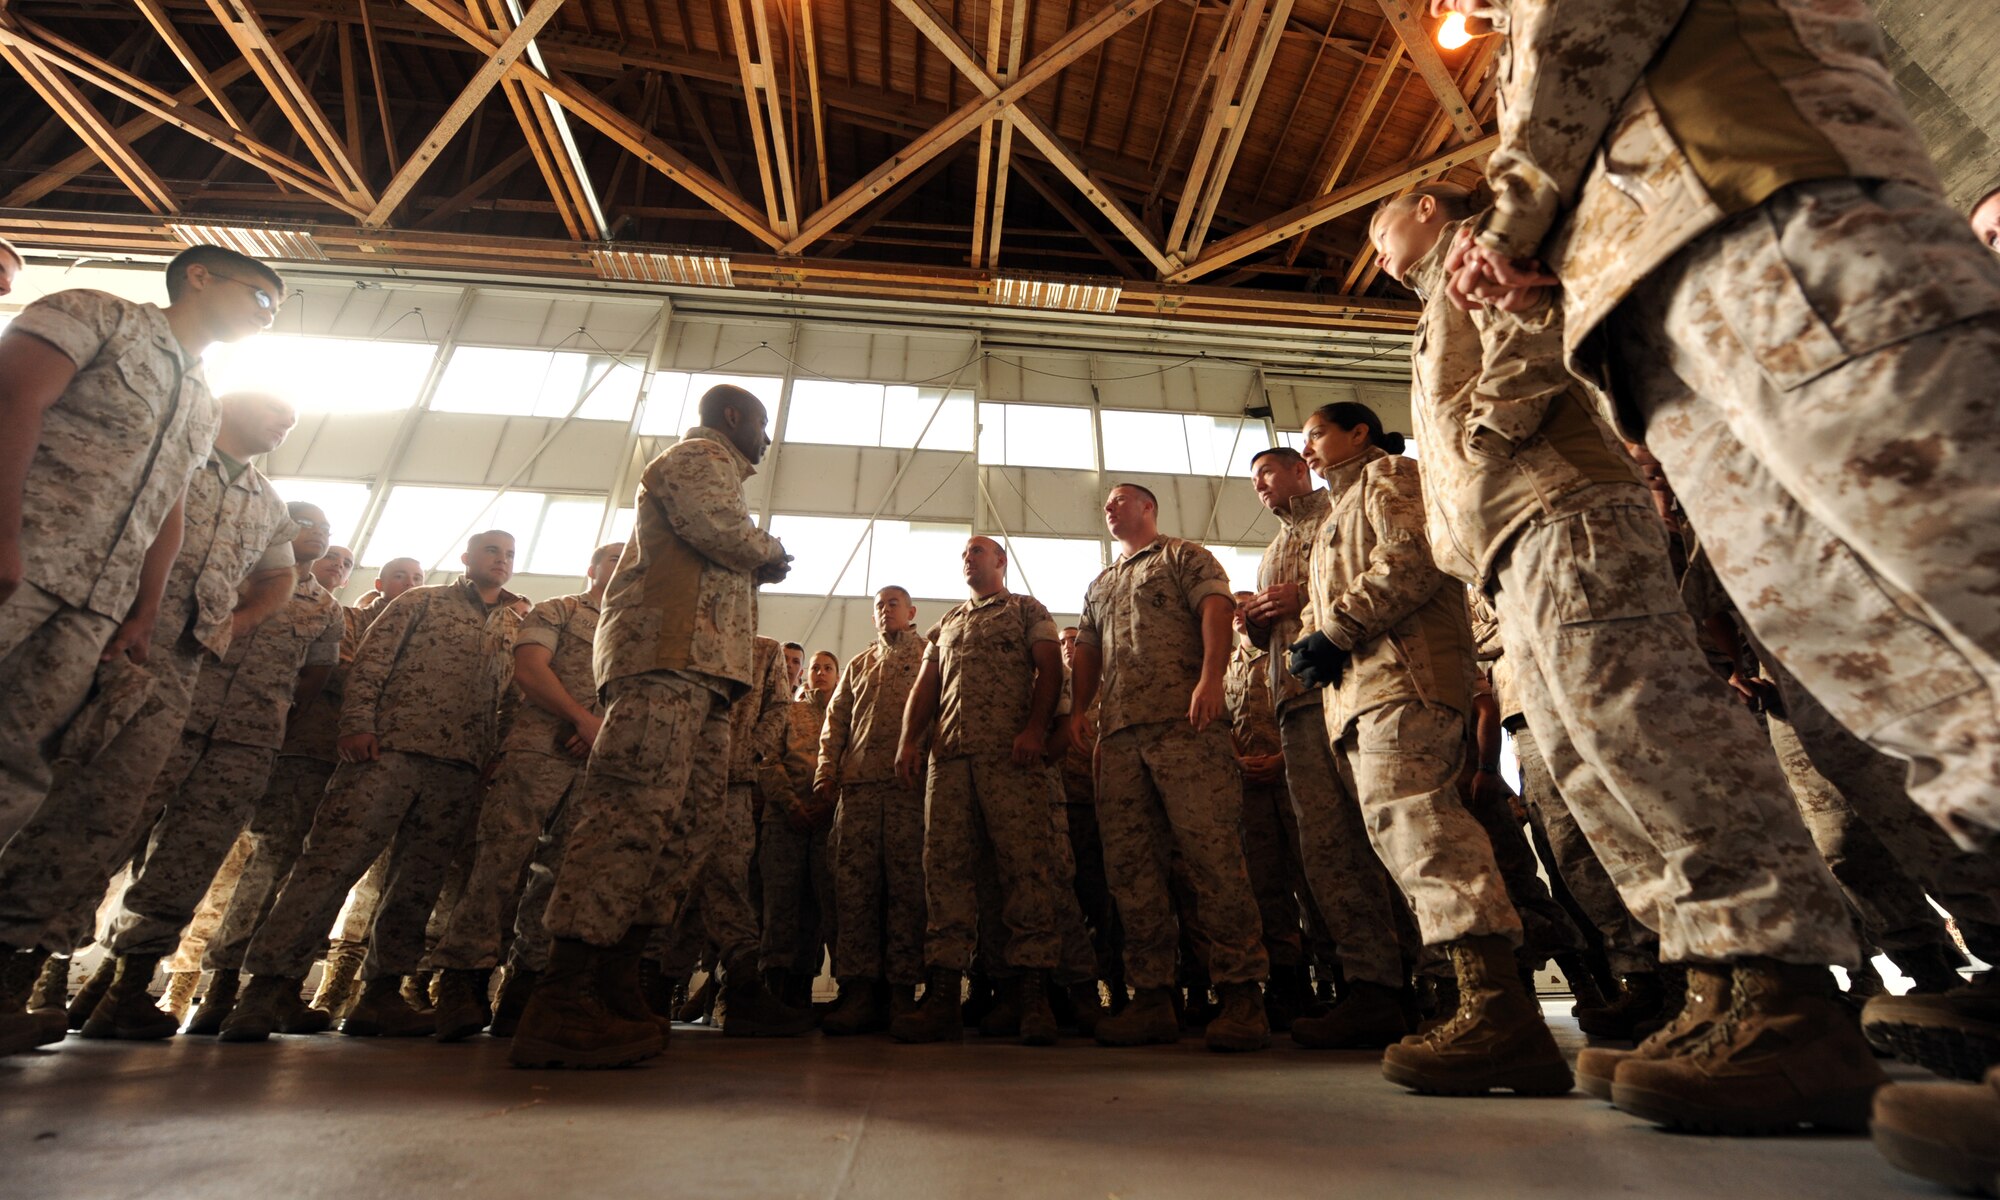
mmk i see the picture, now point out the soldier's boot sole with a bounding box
[1610,1078,1877,1136]
[182,976,240,1037]
[338,1013,435,1037]
[1380,1043,1575,1097]
[79,1005,180,1041]
[1862,1019,2000,1083]
[434,1005,489,1043]
[1575,1048,1630,1102]
[509,1029,664,1070]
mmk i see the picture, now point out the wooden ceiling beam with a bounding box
[1165,133,1496,283]
[798,0,831,207]
[722,0,800,235]
[4,17,316,208]
[405,0,772,245]
[132,0,252,131]
[1013,161,1139,278]
[363,0,566,228]
[356,0,400,172]
[1283,35,1400,265]
[782,0,1160,256]
[1167,0,1292,261]
[474,0,603,240]
[891,0,1170,274]
[413,144,533,227]
[969,0,1028,269]
[0,14,365,216]
[815,152,954,256]
[1369,0,1479,143]
[670,74,741,196]
[0,38,179,214]
[202,0,376,207]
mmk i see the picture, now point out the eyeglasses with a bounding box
[212,273,281,311]
[294,517,332,531]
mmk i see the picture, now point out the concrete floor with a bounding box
[0,1005,1941,1200]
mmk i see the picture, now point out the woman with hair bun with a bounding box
[1289,400,1572,1097]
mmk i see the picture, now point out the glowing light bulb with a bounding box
[1437,11,1473,50]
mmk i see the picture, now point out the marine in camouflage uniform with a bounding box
[1466,0,2000,855]
[814,593,929,1030]
[890,541,1079,1042]
[1243,464,1425,1007]
[232,545,522,1033]
[758,676,834,992]
[0,402,298,963]
[0,287,226,845]
[1075,485,1270,1051]
[1221,634,1307,980]
[429,567,611,975]
[509,394,789,1068]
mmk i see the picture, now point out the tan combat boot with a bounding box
[1094,987,1180,1047]
[978,974,1023,1038]
[1872,1065,2000,1197]
[1612,959,1887,1134]
[65,956,115,1031]
[1380,936,1573,1096]
[182,970,241,1036]
[432,968,494,1042]
[890,968,963,1044]
[508,938,665,1069]
[487,964,538,1038]
[1064,981,1106,1038]
[218,975,329,1042]
[1863,970,1999,1081]
[1205,981,1271,1053]
[721,963,817,1038]
[159,970,199,1021]
[820,978,889,1036]
[1290,980,1413,1050]
[599,928,673,1038]
[26,951,68,1016]
[1,945,67,1054]
[1018,970,1058,1047]
[309,941,364,1018]
[340,976,436,1037]
[1575,964,1729,1102]
[80,954,180,1040]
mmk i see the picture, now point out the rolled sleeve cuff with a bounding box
[1187,579,1235,614]
[515,626,559,654]
[1476,204,1552,262]
[10,306,102,369]
[1319,615,1362,653]
[1026,617,1059,645]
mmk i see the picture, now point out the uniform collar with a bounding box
[577,590,603,613]
[1231,640,1265,668]
[1115,535,1166,565]
[877,628,916,649]
[1321,445,1389,497]
[453,575,522,614]
[966,587,1010,610]
[295,574,325,600]
[687,425,757,480]
[139,302,192,366]
[1277,487,1330,529]
[1406,221,1459,304]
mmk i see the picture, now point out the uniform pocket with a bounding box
[1547,506,1683,627]
[1709,180,2000,391]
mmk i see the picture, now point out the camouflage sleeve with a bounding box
[1317,461,1446,652]
[645,441,785,572]
[1467,587,1505,662]
[1466,296,1571,453]
[338,589,427,738]
[814,656,860,788]
[513,598,565,655]
[1021,595,1059,645]
[752,647,791,765]
[1478,0,1691,259]
[1173,542,1237,616]
[1075,583,1103,649]
[4,289,122,369]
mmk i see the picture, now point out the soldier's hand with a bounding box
[1469,766,1524,824]
[1245,584,1304,626]
[1188,674,1226,733]
[755,555,794,585]
[894,741,923,789]
[1239,753,1284,785]
[813,779,838,810]
[1287,632,1349,690]
[565,712,604,758]
[1011,724,1047,767]
[101,611,156,665]
[1048,715,1074,759]
[786,798,815,834]
[337,732,381,764]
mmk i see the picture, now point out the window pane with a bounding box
[977,403,1095,470]
[362,485,549,573]
[1187,415,1269,477]
[1002,536,1104,616]
[1206,545,1267,594]
[205,334,432,414]
[433,346,620,419]
[1099,410,1190,474]
[269,478,372,550]
[638,372,694,436]
[882,388,975,451]
[608,508,637,544]
[523,498,607,576]
[868,521,972,601]
[784,379,883,446]
[765,515,871,596]
[575,357,644,422]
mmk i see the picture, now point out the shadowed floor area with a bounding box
[0,1006,1935,1199]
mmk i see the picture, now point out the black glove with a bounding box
[1287,631,1350,689]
